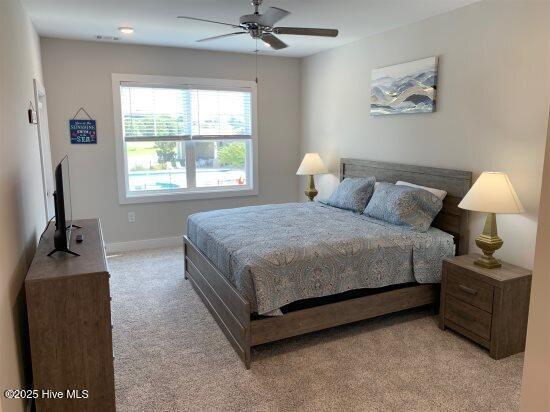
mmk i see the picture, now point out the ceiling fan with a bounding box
[177,0,339,50]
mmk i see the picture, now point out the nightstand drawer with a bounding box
[445,295,492,340]
[445,269,494,313]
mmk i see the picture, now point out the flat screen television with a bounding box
[48,155,80,256]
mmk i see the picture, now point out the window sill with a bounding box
[119,187,259,204]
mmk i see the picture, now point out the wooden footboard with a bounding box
[250,284,437,346]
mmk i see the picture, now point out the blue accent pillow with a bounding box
[363,182,443,232]
[320,177,376,213]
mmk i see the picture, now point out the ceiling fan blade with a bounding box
[260,33,288,50]
[260,7,290,27]
[177,16,242,29]
[197,32,247,43]
[273,27,339,37]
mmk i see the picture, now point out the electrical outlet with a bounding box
[128,212,135,223]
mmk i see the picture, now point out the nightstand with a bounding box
[439,254,532,359]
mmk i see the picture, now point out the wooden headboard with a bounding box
[340,158,472,255]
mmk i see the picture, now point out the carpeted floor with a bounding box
[109,247,524,411]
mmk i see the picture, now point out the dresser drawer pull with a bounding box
[458,284,477,295]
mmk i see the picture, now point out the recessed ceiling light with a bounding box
[118,27,134,35]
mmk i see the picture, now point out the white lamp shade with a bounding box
[296,153,328,175]
[458,172,524,214]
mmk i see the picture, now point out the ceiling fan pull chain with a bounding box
[255,39,259,84]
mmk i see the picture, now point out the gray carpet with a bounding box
[109,247,523,411]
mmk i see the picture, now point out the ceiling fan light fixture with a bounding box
[118,27,134,35]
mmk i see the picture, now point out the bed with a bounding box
[183,158,472,368]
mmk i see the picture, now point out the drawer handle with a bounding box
[458,284,477,295]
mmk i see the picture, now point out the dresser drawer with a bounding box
[445,295,492,340]
[445,269,494,313]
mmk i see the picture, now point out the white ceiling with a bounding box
[24,0,480,58]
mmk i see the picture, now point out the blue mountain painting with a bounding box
[371,57,438,116]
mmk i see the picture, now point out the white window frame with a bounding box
[112,73,259,204]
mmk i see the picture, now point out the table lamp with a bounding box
[296,153,328,201]
[458,171,524,269]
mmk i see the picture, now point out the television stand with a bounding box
[47,248,80,257]
[47,224,84,256]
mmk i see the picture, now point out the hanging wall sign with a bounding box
[69,107,97,144]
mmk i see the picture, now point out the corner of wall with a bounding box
[520,108,550,411]
[0,1,46,411]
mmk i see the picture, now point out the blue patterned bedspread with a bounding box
[187,202,454,315]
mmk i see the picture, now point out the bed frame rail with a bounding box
[184,239,251,367]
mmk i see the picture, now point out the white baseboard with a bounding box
[105,236,181,254]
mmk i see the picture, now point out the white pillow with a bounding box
[395,181,447,200]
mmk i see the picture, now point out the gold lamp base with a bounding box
[474,212,504,269]
[304,175,318,202]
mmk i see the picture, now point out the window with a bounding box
[112,74,258,203]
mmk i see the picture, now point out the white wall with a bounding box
[301,0,550,269]
[0,0,46,411]
[41,39,301,244]
[521,111,550,411]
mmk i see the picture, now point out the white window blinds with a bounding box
[121,85,252,142]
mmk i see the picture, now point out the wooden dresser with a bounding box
[439,254,532,359]
[25,218,115,411]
